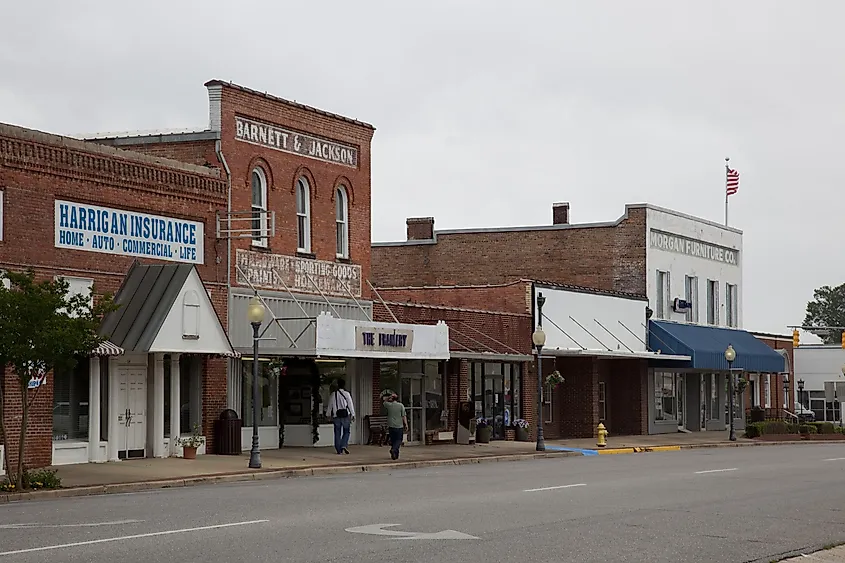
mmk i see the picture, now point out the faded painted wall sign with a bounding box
[649,229,739,266]
[234,115,358,168]
[236,249,361,298]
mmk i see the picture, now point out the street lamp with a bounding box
[783,377,790,412]
[532,292,547,452]
[247,295,266,469]
[797,379,805,413]
[725,344,737,441]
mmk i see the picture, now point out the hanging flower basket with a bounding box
[545,370,565,387]
[736,377,748,394]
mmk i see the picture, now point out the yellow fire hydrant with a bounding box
[597,422,608,448]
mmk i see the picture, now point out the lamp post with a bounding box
[247,295,266,469]
[840,365,845,428]
[797,379,805,414]
[725,344,737,441]
[533,292,547,452]
[783,377,790,414]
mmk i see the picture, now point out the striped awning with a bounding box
[90,340,125,357]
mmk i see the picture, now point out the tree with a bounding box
[0,271,117,488]
[803,283,845,344]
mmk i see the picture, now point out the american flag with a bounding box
[726,168,740,196]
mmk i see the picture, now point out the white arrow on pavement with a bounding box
[345,523,478,540]
[0,520,144,529]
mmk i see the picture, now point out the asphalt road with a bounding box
[2,443,845,563]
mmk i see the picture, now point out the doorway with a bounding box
[401,375,423,444]
[116,367,146,459]
[677,376,686,430]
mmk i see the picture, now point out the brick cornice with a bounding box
[0,133,227,203]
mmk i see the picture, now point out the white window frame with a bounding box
[685,275,699,323]
[335,186,349,259]
[707,279,719,325]
[764,374,771,408]
[182,290,200,340]
[544,383,553,424]
[296,177,311,253]
[251,167,268,248]
[55,276,93,317]
[726,283,738,327]
[656,270,670,320]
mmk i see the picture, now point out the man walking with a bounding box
[327,379,355,455]
[382,389,407,460]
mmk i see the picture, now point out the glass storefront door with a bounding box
[484,373,506,439]
[401,375,423,444]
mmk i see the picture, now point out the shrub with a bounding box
[799,424,818,434]
[745,422,765,438]
[812,422,836,435]
[23,468,62,490]
[836,426,844,434]
[750,406,766,423]
[765,420,788,434]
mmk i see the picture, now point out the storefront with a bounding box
[648,320,787,434]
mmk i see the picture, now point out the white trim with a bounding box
[542,348,691,361]
[296,176,311,253]
[335,186,349,258]
[251,167,268,248]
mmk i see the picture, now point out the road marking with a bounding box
[0,520,143,529]
[824,457,845,461]
[523,483,587,492]
[694,468,738,474]
[345,523,478,540]
[0,520,269,556]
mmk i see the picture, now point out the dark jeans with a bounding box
[333,416,351,453]
[389,427,404,458]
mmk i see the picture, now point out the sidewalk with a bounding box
[781,545,845,561]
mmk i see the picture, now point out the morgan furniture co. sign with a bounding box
[236,249,362,298]
[234,115,358,168]
[649,229,739,266]
[55,200,204,264]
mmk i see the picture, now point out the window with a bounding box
[164,355,203,437]
[0,190,4,241]
[598,382,607,422]
[684,276,699,323]
[56,277,93,317]
[241,359,278,427]
[809,391,825,421]
[251,167,268,248]
[707,280,719,325]
[335,187,349,258]
[763,374,771,408]
[826,401,841,423]
[425,361,448,432]
[654,371,677,421]
[53,356,89,441]
[182,290,200,339]
[656,270,670,319]
[709,374,719,420]
[469,362,524,431]
[725,283,738,327]
[296,177,311,253]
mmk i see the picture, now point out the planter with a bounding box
[476,426,492,444]
[515,427,530,442]
[183,446,198,459]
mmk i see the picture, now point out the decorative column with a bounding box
[107,358,120,461]
[88,357,101,462]
[170,354,181,456]
[152,353,166,458]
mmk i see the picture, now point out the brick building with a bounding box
[373,203,787,439]
[0,123,235,474]
[95,81,452,451]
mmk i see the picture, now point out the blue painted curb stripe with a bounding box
[544,446,598,456]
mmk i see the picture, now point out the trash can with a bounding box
[214,409,242,455]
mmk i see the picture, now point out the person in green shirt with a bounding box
[381,389,407,460]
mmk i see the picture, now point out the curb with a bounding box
[0,450,580,504]
[585,439,824,455]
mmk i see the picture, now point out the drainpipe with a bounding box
[216,140,233,410]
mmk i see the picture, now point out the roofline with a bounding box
[205,79,376,131]
[0,122,221,178]
[374,278,645,301]
[85,130,220,146]
[372,203,743,247]
[380,300,531,318]
[376,280,527,291]
[749,331,793,341]
[532,280,648,301]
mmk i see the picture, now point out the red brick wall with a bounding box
[216,85,376,299]
[377,282,531,315]
[371,206,647,295]
[0,124,231,466]
[751,336,794,412]
[110,140,219,169]
[2,366,53,471]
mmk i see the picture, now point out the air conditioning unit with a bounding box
[673,298,692,313]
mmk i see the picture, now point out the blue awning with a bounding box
[648,320,786,373]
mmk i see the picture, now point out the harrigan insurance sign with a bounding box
[234,115,358,168]
[236,249,362,298]
[54,200,204,264]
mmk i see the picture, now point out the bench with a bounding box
[366,415,390,446]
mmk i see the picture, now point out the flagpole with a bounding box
[724,157,730,226]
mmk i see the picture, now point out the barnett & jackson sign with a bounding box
[649,229,739,266]
[236,249,361,298]
[54,200,203,264]
[234,115,358,168]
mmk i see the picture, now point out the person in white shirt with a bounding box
[326,379,355,454]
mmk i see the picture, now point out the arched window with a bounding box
[335,186,349,258]
[296,176,311,253]
[251,167,268,247]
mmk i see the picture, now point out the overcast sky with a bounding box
[1,0,841,337]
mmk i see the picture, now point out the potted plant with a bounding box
[546,370,565,387]
[475,417,492,443]
[176,423,205,459]
[513,419,530,441]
